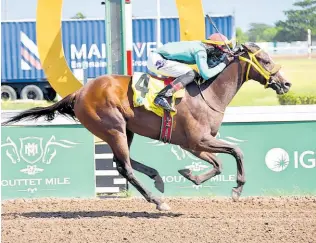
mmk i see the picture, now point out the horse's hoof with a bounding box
[157,202,171,211]
[178,169,191,178]
[232,188,240,202]
[154,176,165,193]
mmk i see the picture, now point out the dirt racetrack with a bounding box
[2,196,316,243]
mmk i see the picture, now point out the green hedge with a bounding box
[278,92,316,105]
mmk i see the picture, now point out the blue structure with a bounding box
[1,16,234,100]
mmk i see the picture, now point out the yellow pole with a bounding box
[36,0,82,98]
[175,0,205,72]
[175,0,205,41]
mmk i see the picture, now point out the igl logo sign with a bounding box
[265,148,316,172]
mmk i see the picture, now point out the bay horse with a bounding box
[2,43,291,211]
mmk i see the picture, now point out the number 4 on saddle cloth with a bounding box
[131,72,186,143]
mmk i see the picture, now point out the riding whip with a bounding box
[206,14,233,53]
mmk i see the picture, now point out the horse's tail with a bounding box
[2,93,77,126]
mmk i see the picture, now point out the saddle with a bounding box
[132,72,186,118]
[131,72,186,144]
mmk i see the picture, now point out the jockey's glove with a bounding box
[223,54,234,65]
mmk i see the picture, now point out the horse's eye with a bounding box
[262,59,270,65]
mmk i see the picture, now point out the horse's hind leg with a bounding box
[126,129,165,193]
[111,129,169,211]
[178,149,222,185]
[76,107,169,211]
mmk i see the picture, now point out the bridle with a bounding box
[196,47,282,114]
[238,49,282,88]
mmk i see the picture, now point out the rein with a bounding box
[195,47,281,114]
[196,82,225,114]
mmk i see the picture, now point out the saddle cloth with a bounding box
[132,72,185,117]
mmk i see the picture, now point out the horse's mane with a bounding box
[187,42,262,96]
[189,43,258,93]
[233,42,261,55]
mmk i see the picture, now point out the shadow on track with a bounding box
[3,210,183,219]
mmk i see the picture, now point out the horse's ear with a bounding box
[232,44,244,55]
[241,43,251,53]
[242,42,260,53]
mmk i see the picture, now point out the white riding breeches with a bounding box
[147,51,192,77]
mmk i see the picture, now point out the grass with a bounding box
[1,57,316,110]
[229,57,316,106]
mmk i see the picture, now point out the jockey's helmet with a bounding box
[202,33,233,51]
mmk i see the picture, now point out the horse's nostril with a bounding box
[284,82,292,88]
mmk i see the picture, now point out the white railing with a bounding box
[2,105,316,126]
[254,41,316,56]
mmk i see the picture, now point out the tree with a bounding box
[71,12,86,19]
[262,28,279,41]
[274,0,316,41]
[236,27,249,44]
[247,23,278,42]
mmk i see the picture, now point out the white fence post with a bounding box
[307,29,312,59]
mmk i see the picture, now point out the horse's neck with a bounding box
[207,61,246,110]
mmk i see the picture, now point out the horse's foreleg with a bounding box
[178,149,222,185]
[126,129,164,193]
[130,159,164,193]
[196,135,245,201]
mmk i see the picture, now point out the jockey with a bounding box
[147,33,234,112]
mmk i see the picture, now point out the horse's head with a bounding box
[238,43,291,95]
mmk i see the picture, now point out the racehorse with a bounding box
[2,43,292,211]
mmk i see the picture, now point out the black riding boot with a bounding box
[154,70,195,112]
[154,84,176,112]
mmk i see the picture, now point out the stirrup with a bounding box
[154,96,176,112]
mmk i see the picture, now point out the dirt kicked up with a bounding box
[2,196,316,243]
